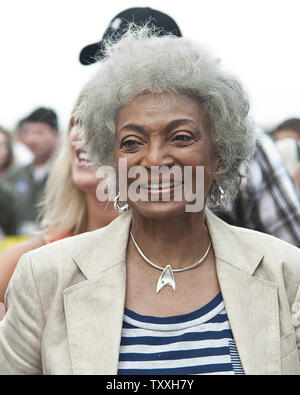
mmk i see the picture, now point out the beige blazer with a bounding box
[0,211,300,375]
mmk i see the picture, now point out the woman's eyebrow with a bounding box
[119,124,145,133]
[165,119,200,133]
[118,119,202,136]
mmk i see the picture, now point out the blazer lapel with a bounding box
[63,213,131,375]
[206,212,281,375]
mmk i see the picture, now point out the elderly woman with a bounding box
[0,27,299,375]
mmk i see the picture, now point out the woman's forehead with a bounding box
[117,93,204,126]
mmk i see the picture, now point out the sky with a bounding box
[1,0,299,132]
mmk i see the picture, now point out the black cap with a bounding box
[79,7,182,65]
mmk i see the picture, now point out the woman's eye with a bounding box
[120,139,141,149]
[172,134,193,143]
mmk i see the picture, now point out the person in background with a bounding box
[216,127,300,247]
[79,6,181,65]
[0,93,118,320]
[272,118,300,189]
[0,127,14,179]
[12,119,34,166]
[0,107,60,235]
[80,7,300,248]
[0,182,17,236]
[272,118,300,142]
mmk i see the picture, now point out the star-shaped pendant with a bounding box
[156,265,176,293]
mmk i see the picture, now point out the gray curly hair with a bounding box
[78,25,255,205]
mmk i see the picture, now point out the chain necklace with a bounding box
[130,231,212,294]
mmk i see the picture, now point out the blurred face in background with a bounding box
[23,121,59,165]
[69,124,98,194]
[273,129,300,141]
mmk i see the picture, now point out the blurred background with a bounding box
[1,0,300,132]
[1,0,300,242]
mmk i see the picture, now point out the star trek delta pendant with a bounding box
[156,265,176,293]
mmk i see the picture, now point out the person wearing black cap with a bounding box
[79,7,182,65]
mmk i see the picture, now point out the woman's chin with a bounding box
[71,172,98,194]
[128,200,195,220]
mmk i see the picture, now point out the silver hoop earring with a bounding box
[210,183,225,206]
[113,193,129,213]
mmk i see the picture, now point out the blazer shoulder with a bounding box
[28,230,93,256]
[21,230,100,278]
[23,215,126,273]
[231,225,300,257]
[208,211,299,261]
[230,224,300,283]
[26,212,129,264]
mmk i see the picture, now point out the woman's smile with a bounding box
[74,148,91,168]
[138,178,184,201]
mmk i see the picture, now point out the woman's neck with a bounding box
[130,210,211,270]
[85,194,118,232]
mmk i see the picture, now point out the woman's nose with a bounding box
[140,142,174,168]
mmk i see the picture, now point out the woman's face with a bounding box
[0,132,10,170]
[115,93,220,219]
[69,124,98,194]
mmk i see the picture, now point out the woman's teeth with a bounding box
[140,181,182,190]
[78,151,89,161]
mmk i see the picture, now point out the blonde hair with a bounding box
[38,95,88,238]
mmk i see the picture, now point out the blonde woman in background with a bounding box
[0,95,117,310]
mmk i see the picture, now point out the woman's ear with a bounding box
[213,156,224,184]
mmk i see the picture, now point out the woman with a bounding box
[0,27,299,375]
[0,96,117,305]
[0,127,14,178]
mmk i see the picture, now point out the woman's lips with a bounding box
[137,180,184,200]
[75,149,91,168]
[139,180,183,190]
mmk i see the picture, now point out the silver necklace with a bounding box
[130,231,212,294]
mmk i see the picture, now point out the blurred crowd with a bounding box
[1,5,299,248]
[0,108,59,237]
[1,109,299,243]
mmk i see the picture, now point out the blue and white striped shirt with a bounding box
[118,292,244,375]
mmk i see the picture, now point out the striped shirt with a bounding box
[118,292,244,375]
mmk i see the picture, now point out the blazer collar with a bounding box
[206,212,280,375]
[205,211,265,274]
[73,210,265,280]
[72,211,132,280]
[67,210,280,375]
[64,212,132,374]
